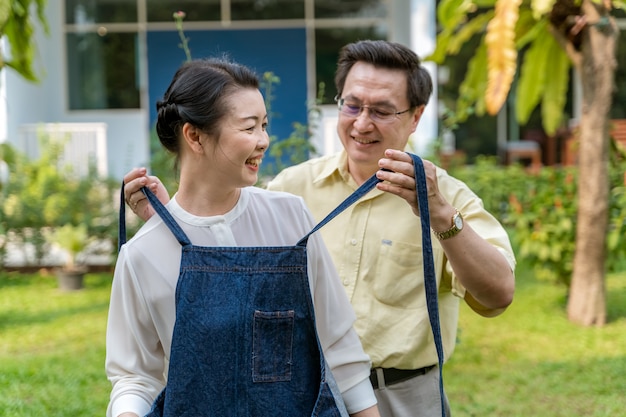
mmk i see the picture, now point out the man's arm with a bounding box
[375,149,515,315]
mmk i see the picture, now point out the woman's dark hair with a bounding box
[155,57,260,156]
[334,40,433,108]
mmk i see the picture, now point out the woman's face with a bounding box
[203,88,270,188]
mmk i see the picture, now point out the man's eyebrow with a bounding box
[343,94,395,108]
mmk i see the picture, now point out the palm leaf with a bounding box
[516,30,552,124]
[437,0,474,30]
[428,28,455,63]
[448,12,494,55]
[485,0,523,115]
[458,41,489,120]
[541,36,571,135]
[515,8,546,49]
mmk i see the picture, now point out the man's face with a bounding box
[336,61,424,176]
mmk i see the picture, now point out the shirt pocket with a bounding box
[373,239,430,309]
[252,310,294,382]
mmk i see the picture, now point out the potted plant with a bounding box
[46,223,90,290]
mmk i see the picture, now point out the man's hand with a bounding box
[375,149,456,232]
[123,167,170,222]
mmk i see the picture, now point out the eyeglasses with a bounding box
[335,96,412,124]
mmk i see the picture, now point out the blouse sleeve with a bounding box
[302,204,377,413]
[105,246,166,417]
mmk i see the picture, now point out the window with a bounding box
[64,0,391,110]
[65,0,137,23]
[315,26,387,104]
[146,0,221,22]
[66,32,140,110]
[230,0,304,20]
[314,0,386,19]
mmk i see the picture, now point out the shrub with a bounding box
[449,155,626,287]
[0,135,128,269]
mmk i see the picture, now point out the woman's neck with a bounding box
[175,181,242,217]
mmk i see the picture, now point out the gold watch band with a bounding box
[433,209,463,240]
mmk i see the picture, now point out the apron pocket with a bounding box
[252,310,294,382]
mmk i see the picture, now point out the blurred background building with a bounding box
[1,1,625,180]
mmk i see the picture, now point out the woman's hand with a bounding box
[123,167,170,222]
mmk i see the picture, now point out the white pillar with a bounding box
[409,0,438,156]
[0,38,6,143]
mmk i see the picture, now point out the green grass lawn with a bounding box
[0,272,112,417]
[1,266,625,416]
[444,267,626,417]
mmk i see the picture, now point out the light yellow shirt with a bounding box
[267,151,516,369]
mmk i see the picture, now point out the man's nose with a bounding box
[353,108,374,128]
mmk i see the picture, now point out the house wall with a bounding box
[3,5,150,180]
[1,0,439,181]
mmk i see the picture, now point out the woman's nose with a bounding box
[258,131,270,150]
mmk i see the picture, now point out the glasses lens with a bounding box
[337,98,399,124]
[370,108,394,123]
[339,100,360,117]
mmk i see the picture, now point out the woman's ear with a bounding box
[182,122,204,153]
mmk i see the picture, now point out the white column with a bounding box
[409,0,438,156]
[0,35,6,143]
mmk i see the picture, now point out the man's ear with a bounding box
[182,122,203,153]
[410,105,425,131]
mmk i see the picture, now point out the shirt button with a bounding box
[343,280,350,286]
[350,239,357,245]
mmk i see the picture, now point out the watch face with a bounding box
[454,213,464,230]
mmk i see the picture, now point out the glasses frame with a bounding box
[335,96,412,124]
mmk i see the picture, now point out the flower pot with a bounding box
[55,268,86,291]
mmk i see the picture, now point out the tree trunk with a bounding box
[566,2,618,326]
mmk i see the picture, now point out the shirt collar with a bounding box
[312,151,345,185]
[313,150,383,197]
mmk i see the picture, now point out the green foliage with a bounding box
[540,35,570,135]
[44,224,89,269]
[448,154,626,287]
[458,40,488,120]
[516,22,550,124]
[0,136,121,269]
[260,74,323,177]
[427,1,576,135]
[509,167,579,285]
[0,0,48,81]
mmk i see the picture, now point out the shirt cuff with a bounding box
[341,378,378,414]
[111,393,152,417]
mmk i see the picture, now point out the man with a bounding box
[124,40,516,416]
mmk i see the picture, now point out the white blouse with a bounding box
[106,186,375,416]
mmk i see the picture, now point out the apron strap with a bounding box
[410,153,446,417]
[296,171,385,247]
[118,183,192,253]
[118,182,127,252]
[297,153,446,417]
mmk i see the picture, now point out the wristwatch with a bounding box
[433,209,464,240]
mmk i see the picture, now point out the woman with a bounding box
[105,58,379,417]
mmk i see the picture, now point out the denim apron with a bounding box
[118,153,445,417]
